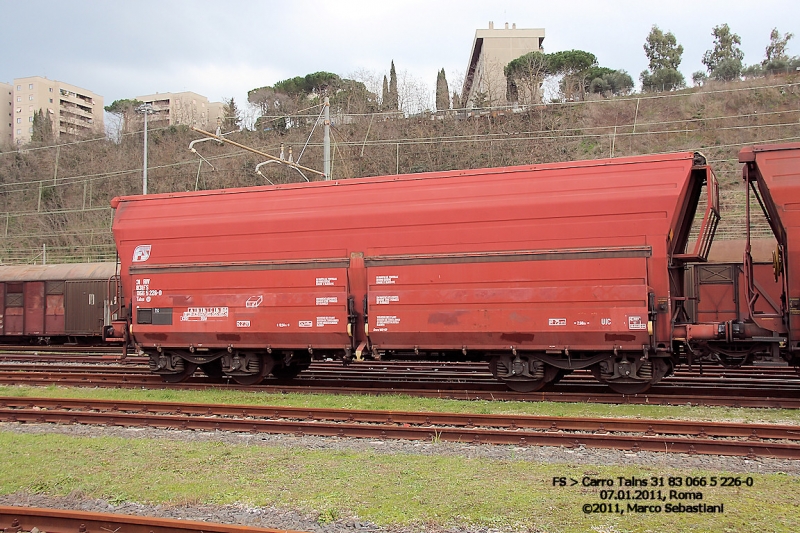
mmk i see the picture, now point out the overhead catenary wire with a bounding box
[2,106,797,193]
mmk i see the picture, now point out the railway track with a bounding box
[1,396,798,459]
[0,505,305,533]
[0,361,799,408]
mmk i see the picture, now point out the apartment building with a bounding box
[1,82,12,147]
[10,76,104,145]
[134,91,225,128]
[461,22,546,109]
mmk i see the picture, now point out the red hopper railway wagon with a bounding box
[109,143,800,393]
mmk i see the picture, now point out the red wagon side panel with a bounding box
[130,267,351,349]
[365,254,650,350]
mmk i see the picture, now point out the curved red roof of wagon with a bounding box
[111,152,703,268]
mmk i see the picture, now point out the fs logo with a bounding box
[132,245,152,263]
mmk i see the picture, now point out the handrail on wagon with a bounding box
[673,167,720,262]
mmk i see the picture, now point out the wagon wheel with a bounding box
[606,381,651,395]
[232,355,274,385]
[161,362,198,383]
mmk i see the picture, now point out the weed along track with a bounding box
[1,396,798,459]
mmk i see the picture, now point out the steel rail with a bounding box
[1,396,797,440]
[3,363,800,385]
[3,364,800,392]
[1,372,800,408]
[1,397,798,459]
[5,367,799,395]
[0,505,307,533]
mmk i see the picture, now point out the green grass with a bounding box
[1,384,799,425]
[0,431,797,532]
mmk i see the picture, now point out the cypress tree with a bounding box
[381,75,390,110]
[389,60,399,110]
[435,69,450,111]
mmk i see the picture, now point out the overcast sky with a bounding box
[3,0,798,125]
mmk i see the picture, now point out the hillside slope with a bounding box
[0,77,798,264]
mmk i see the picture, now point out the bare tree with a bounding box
[396,69,432,114]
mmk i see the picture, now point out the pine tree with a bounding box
[222,97,241,131]
[435,69,450,111]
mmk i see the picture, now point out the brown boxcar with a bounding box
[0,263,120,343]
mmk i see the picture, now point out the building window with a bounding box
[16,129,21,135]
[29,95,34,101]
[28,127,33,133]
[49,87,53,92]
[29,116,34,122]
[16,118,21,124]
[16,108,21,113]
[16,97,21,102]
[28,83,33,90]
[16,85,21,91]
[49,98,53,103]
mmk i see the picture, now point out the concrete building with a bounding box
[1,82,12,147]
[461,22,545,109]
[134,91,225,128]
[11,76,104,144]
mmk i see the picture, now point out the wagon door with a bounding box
[23,281,46,335]
[65,280,107,335]
[45,281,66,335]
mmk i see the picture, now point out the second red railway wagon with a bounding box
[112,150,725,392]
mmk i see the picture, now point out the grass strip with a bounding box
[0,431,798,532]
[1,384,799,425]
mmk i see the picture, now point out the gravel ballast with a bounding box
[1,421,798,533]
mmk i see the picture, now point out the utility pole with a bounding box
[323,97,331,179]
[137,104,154,194]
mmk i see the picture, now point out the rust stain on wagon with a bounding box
[428,312,467,325]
